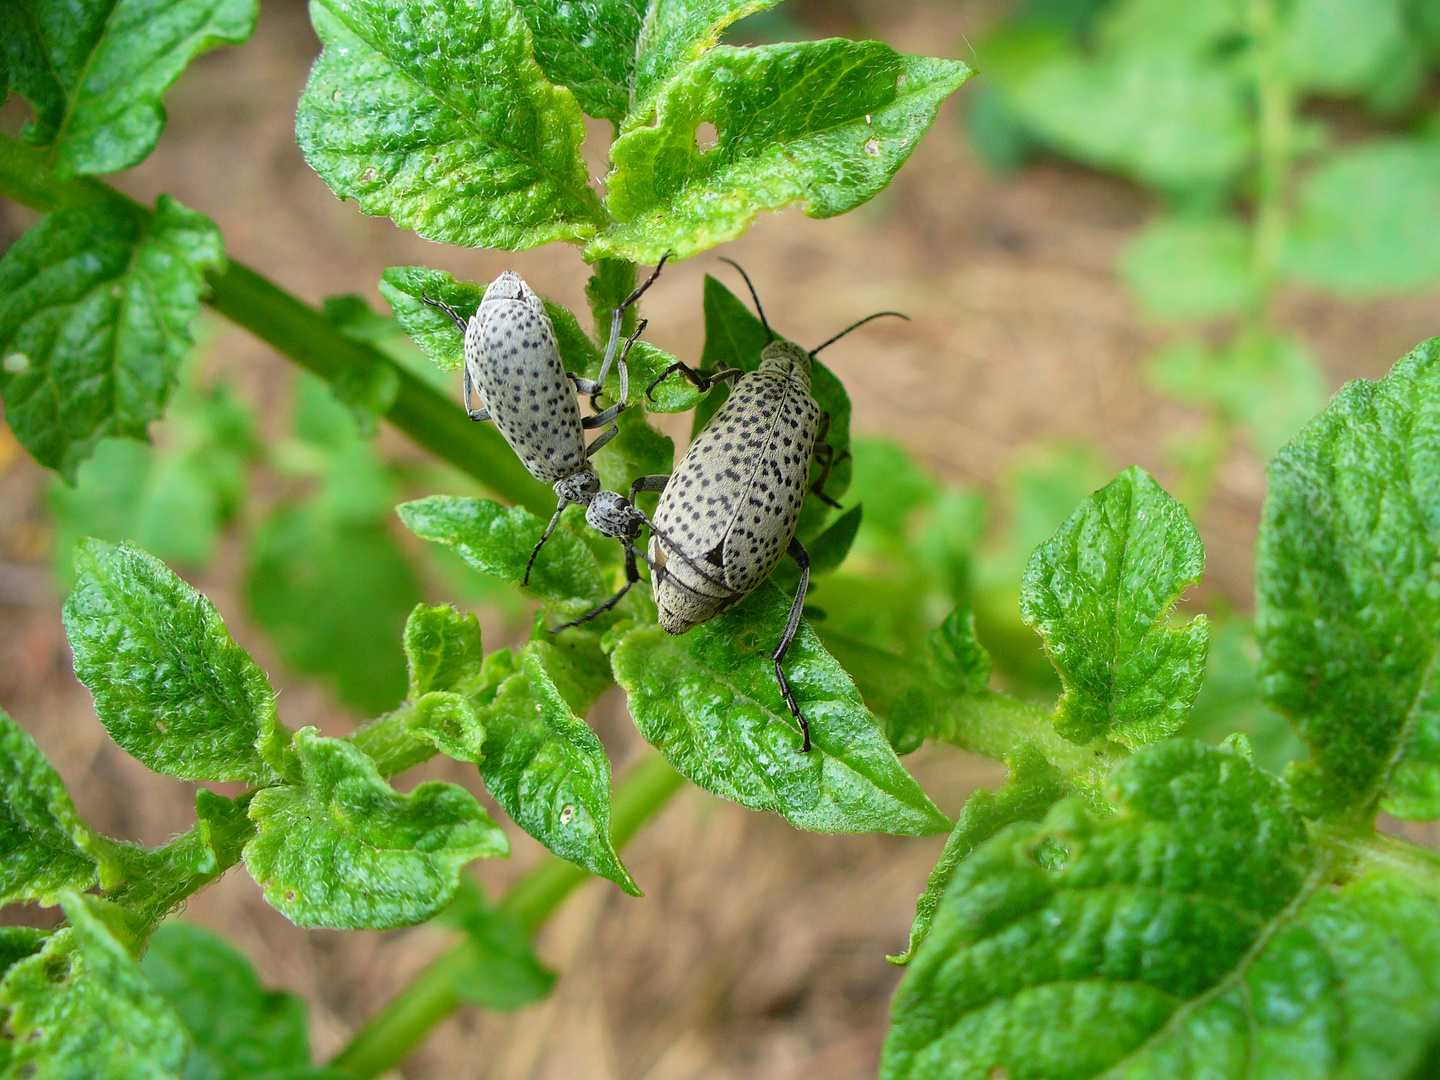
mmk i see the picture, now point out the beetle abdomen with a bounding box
[649,369,820,631]
[469,297,586,483]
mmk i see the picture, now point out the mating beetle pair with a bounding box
[426,262,902,753]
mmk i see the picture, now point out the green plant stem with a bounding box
[1248,0,1294,311]
[0,135,552,515]
[327,752,685,1080]
[820,627,1121,795]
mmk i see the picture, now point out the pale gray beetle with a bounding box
[422,259,667,582]
[560,261,905,752]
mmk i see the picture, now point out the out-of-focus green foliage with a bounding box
[967,0,1440,519]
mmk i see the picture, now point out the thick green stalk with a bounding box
[328,752,685,1079]
[0,135,552,515]
[1248,0,1294,313]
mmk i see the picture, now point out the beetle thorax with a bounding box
[757,340,812,389]
[554,469,601,506]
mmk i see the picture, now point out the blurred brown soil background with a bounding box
[2,2,1439,1078]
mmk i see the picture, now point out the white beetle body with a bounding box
[465,271,590,488]
[649,341,821,633]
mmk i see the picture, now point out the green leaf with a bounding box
[244,727,508,930]
[609,583,950,835]
[63,539,285,783]
[1180,617,1306,776]
[477,643,637,894]
[1280,0,1408,97]
[689,272,772,436]
[398,495,606,606]
[1147,334,1327,459]
[436,877,556,1008]
[984,29,1251,190]
[0,928,48,980]
[806,502,863,575]
[246,475,420,717]
[1286,139,1440,294]
[511,0,647,121]
[296,0,604,250]
[884,603,992,755]
[890,743,1068,966]
[141,921,315,1080]
[1020,466,1209,748]
[798,353,853,534]
[0,197,224,479]
[0,710,118,905]
[0,893,188,1080]
[3,0,257,176]
[882,740,1440,1080]
[405,604,486,698]
[595,42,973,262]
[408,691,488,764]
[1123,213,1256,320]
[631,0,785,106]
[378,267,484,372]
[1256,337,1440,820]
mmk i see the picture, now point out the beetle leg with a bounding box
[524,496,569,585]
[587,256,668,400]
[421,294,468,332]
[584,423,620,457]
[809,442,844,509]
[644,362,742,402]
[773,538,812,752]
[580,318,648,428]
[550,543,641,633]
[462,366,491,422]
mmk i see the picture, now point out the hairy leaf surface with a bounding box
[610,585,950,835]
[512,0,647,121]
[3,0,257,176]
[379,267,484,372]
[244,728,508,929]
[399,495,606,606]
[891,743,1067,966]
[0,198,223,479]
[477,643,637,893]
[0,710,118,905]
[1257,337,1440,820]
[631,0,785,106]
[297,0,604,250]
[405,604,486,698]
[1021,466,1209,748]
[64,539,285,783]
[596,41,971,261]
[0,893,187,1080]
[883,740,1440,1080]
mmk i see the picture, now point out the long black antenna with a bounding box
[810,310,910,356]
[718,257,774,341]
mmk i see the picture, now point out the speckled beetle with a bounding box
[422,260,667,582]
[561,261,906,752]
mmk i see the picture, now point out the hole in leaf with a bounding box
[359,167,377,184]
[155,719,167,734]
[694,121,719,152]
[283,889,297,903]
[863,138,881,158]
[559,804,576,825]
[2,352,29,374]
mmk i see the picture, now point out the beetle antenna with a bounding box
[639,514,729,592]
[718,257,774,341]
[810,311,910,356]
